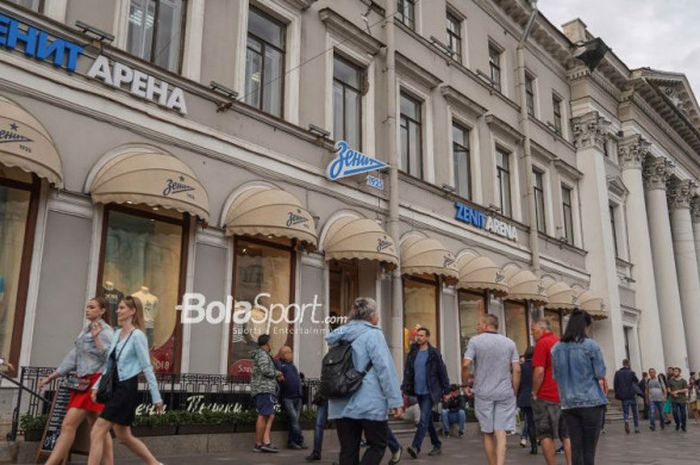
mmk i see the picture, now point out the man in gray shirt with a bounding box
[462,314,521,465]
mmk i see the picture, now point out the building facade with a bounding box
[0,0,698,420]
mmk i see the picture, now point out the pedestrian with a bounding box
[402,327,450,458]
[386,427,403,465]
[661,367,674,425]
[275,346,307,450]
[306,391,328,462]
[531,319,572,465]
[38,297,114,465]
[688,372,699,423]
[517,347,537,455]
[551,310,608,465]
[462,314,521,465]
[251,334,283,453]
[668,367,688,432]
[87,296,165,465]
[645,368,667,431]
[326,297,403,465]
[440,385,466,438]
[613,359,640,434]
[638,372,648,420]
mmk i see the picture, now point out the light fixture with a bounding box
[210,81,239,100]
[487,203,501,213]
[75,21,115,43]
[441,183,456,193]
[308,124,331,139]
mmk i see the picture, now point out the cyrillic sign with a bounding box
[327,140,388,180]
[455,201,518,241]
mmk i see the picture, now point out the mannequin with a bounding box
[131,286,159,347]
[101,280,123,326]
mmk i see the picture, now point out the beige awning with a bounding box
[502,264,548,305]
[574,289,607,320]
[223,185,317,247]
[0,95,63,187]
[90,150,210,221]
[542,277,578,311]
[456,251,508,296]
[322,215,398,266]
[400,234,459,284]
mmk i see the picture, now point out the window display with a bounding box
[329,260,359,320]
[403,276,438,352]
[458,290,486,356]
[229,238,294,379]
[99,206,186,374]
[505,300,529,355]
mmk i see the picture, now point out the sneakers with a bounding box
[443,431,450,438]
[520,438,528,448]
[624,422,630,434]
[389,446,403,465]
[253,444,262,453]
[458,431,464,438]
[428,447,442,456]
[305,452,321,462]
[406,446,418,459]
[634,428,640,434]
[260,443,280,453]
[288,443,304,450]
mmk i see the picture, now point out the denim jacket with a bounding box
[93,328,162,404]
[57,320,113,377]
[551,338,608,410]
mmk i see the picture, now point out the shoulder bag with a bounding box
[95,330,134,404]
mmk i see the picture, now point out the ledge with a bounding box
[485,114,524,143]
[441,85,488,118]
[396,52,443,89]
[319,7,384,56]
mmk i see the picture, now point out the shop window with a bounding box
[329,260,359,321]
[98,205,188,374]
[543,310,562,337]
[0,168,39,374]
[229,237,294,379]
[127,0,187,72]
[458,290,486,356]
[504,300,529,355]
[333,55,363,149]
[403,276,438,352]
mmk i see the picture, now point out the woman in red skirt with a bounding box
[38,296,115,465]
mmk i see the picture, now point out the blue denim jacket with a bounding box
[57,320,113,377]
[551,338,608,410]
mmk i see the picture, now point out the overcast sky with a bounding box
[538,0,700,95]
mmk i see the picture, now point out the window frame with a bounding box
[332,53,364,150]
[399,90,424,179]
[446,11,462,62]
[496,147,512,217]
[533,168,546,233]
[561,184,574,245]
[9,0,43,12]
[488,42,502,92]
[397,0,417,30]
[525,72,535,117]
[609,204,619,258]
[402,274,441,351]
[552,93,563,135]
[452,121,471,199]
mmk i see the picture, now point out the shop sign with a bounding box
[327,140,388,180]
[454,201,518,241]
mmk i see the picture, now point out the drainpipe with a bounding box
[385,7,403,368]
[517,1,540,273]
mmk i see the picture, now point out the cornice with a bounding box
[319,7,384,56]
[279,0,317,10]
[440,85,487,118]
[485,114,524,143]
[395,52,443,89]
[554,158,584,180]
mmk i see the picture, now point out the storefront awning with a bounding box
[502,264,548,305]
[223,185,317,248]
[322,215,398,266]
[542,277,578,311]
[574,289,608,320]
[400,234,459,284]
[456,251,508,297]
[89,150,210,221]
[0,95,63,187]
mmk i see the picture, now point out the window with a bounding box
[458,290,486,356]
[245,7,286,117]
[400,92,423,178]
[446,12,462,62]
[525,73,535,117]
[552,93,562,135]
[329,260,359,319]
[496,148,512,217]
[403,276,438,352]
[562,185,574,245]
[397,0,416,30]
[0,168,39,374]
[333,55,363,149]
[544,310,562,337]
[609,205,619,257]
[8,0,41,11]
[229,237,294,379]
[505,301,529,355]
[452,123,471,199]
[488,43,502,91]
[533,169,546,233]
[98,205,188,374]
[127,0,187,72]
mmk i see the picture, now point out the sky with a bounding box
[538,0,700,95]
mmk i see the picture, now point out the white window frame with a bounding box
[447,110,480,202]
[397,80,434,183]
[559,181,580,248]
[445,5,467,66]
[531,160,554,236]
[524,70,538,119]
[492,137,521,221]
[608,195,629,261]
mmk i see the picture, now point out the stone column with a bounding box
[619,136,665,371]
[668,178,700,369]
[692,197,700,279]
[644,156,689,370]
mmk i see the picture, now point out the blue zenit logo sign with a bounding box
[327,140,388,181]
[455,201,518,241]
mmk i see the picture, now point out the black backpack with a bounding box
[320,341,372,399]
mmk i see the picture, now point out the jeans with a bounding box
[621,399,639,429]
[282,398,304,446]
[441,410,465,434]
[520,407,536,445]
[412,394,441,451]
[336,418,387,465]
[672,402,687,429]
[649,401,665,430]
[386,427,400,454]
[312,401,329,456]
[563,406,605,465]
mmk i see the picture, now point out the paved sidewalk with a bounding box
[111,422,700,465]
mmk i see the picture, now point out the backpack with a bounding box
[320,341,372,399]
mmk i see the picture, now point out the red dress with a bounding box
[67,373,104,413]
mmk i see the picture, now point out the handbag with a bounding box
[96,330,134,404]
[65,331,91,392]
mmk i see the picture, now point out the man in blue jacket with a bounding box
[275,346,306,449]
[613,359,640,434]
[402,327,450,458]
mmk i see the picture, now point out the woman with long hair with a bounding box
[87,296,165,465]
[551,310,608,465]
[38,297,114,465]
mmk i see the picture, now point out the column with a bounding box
[572,112,626,378]
[691,197,700,279]
[668,178,700,369]
[619,136,665,371]
[644,156,689,371]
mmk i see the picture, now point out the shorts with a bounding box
[532,398,568,440]
[474,396,516,434]
[255,393,277,417]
